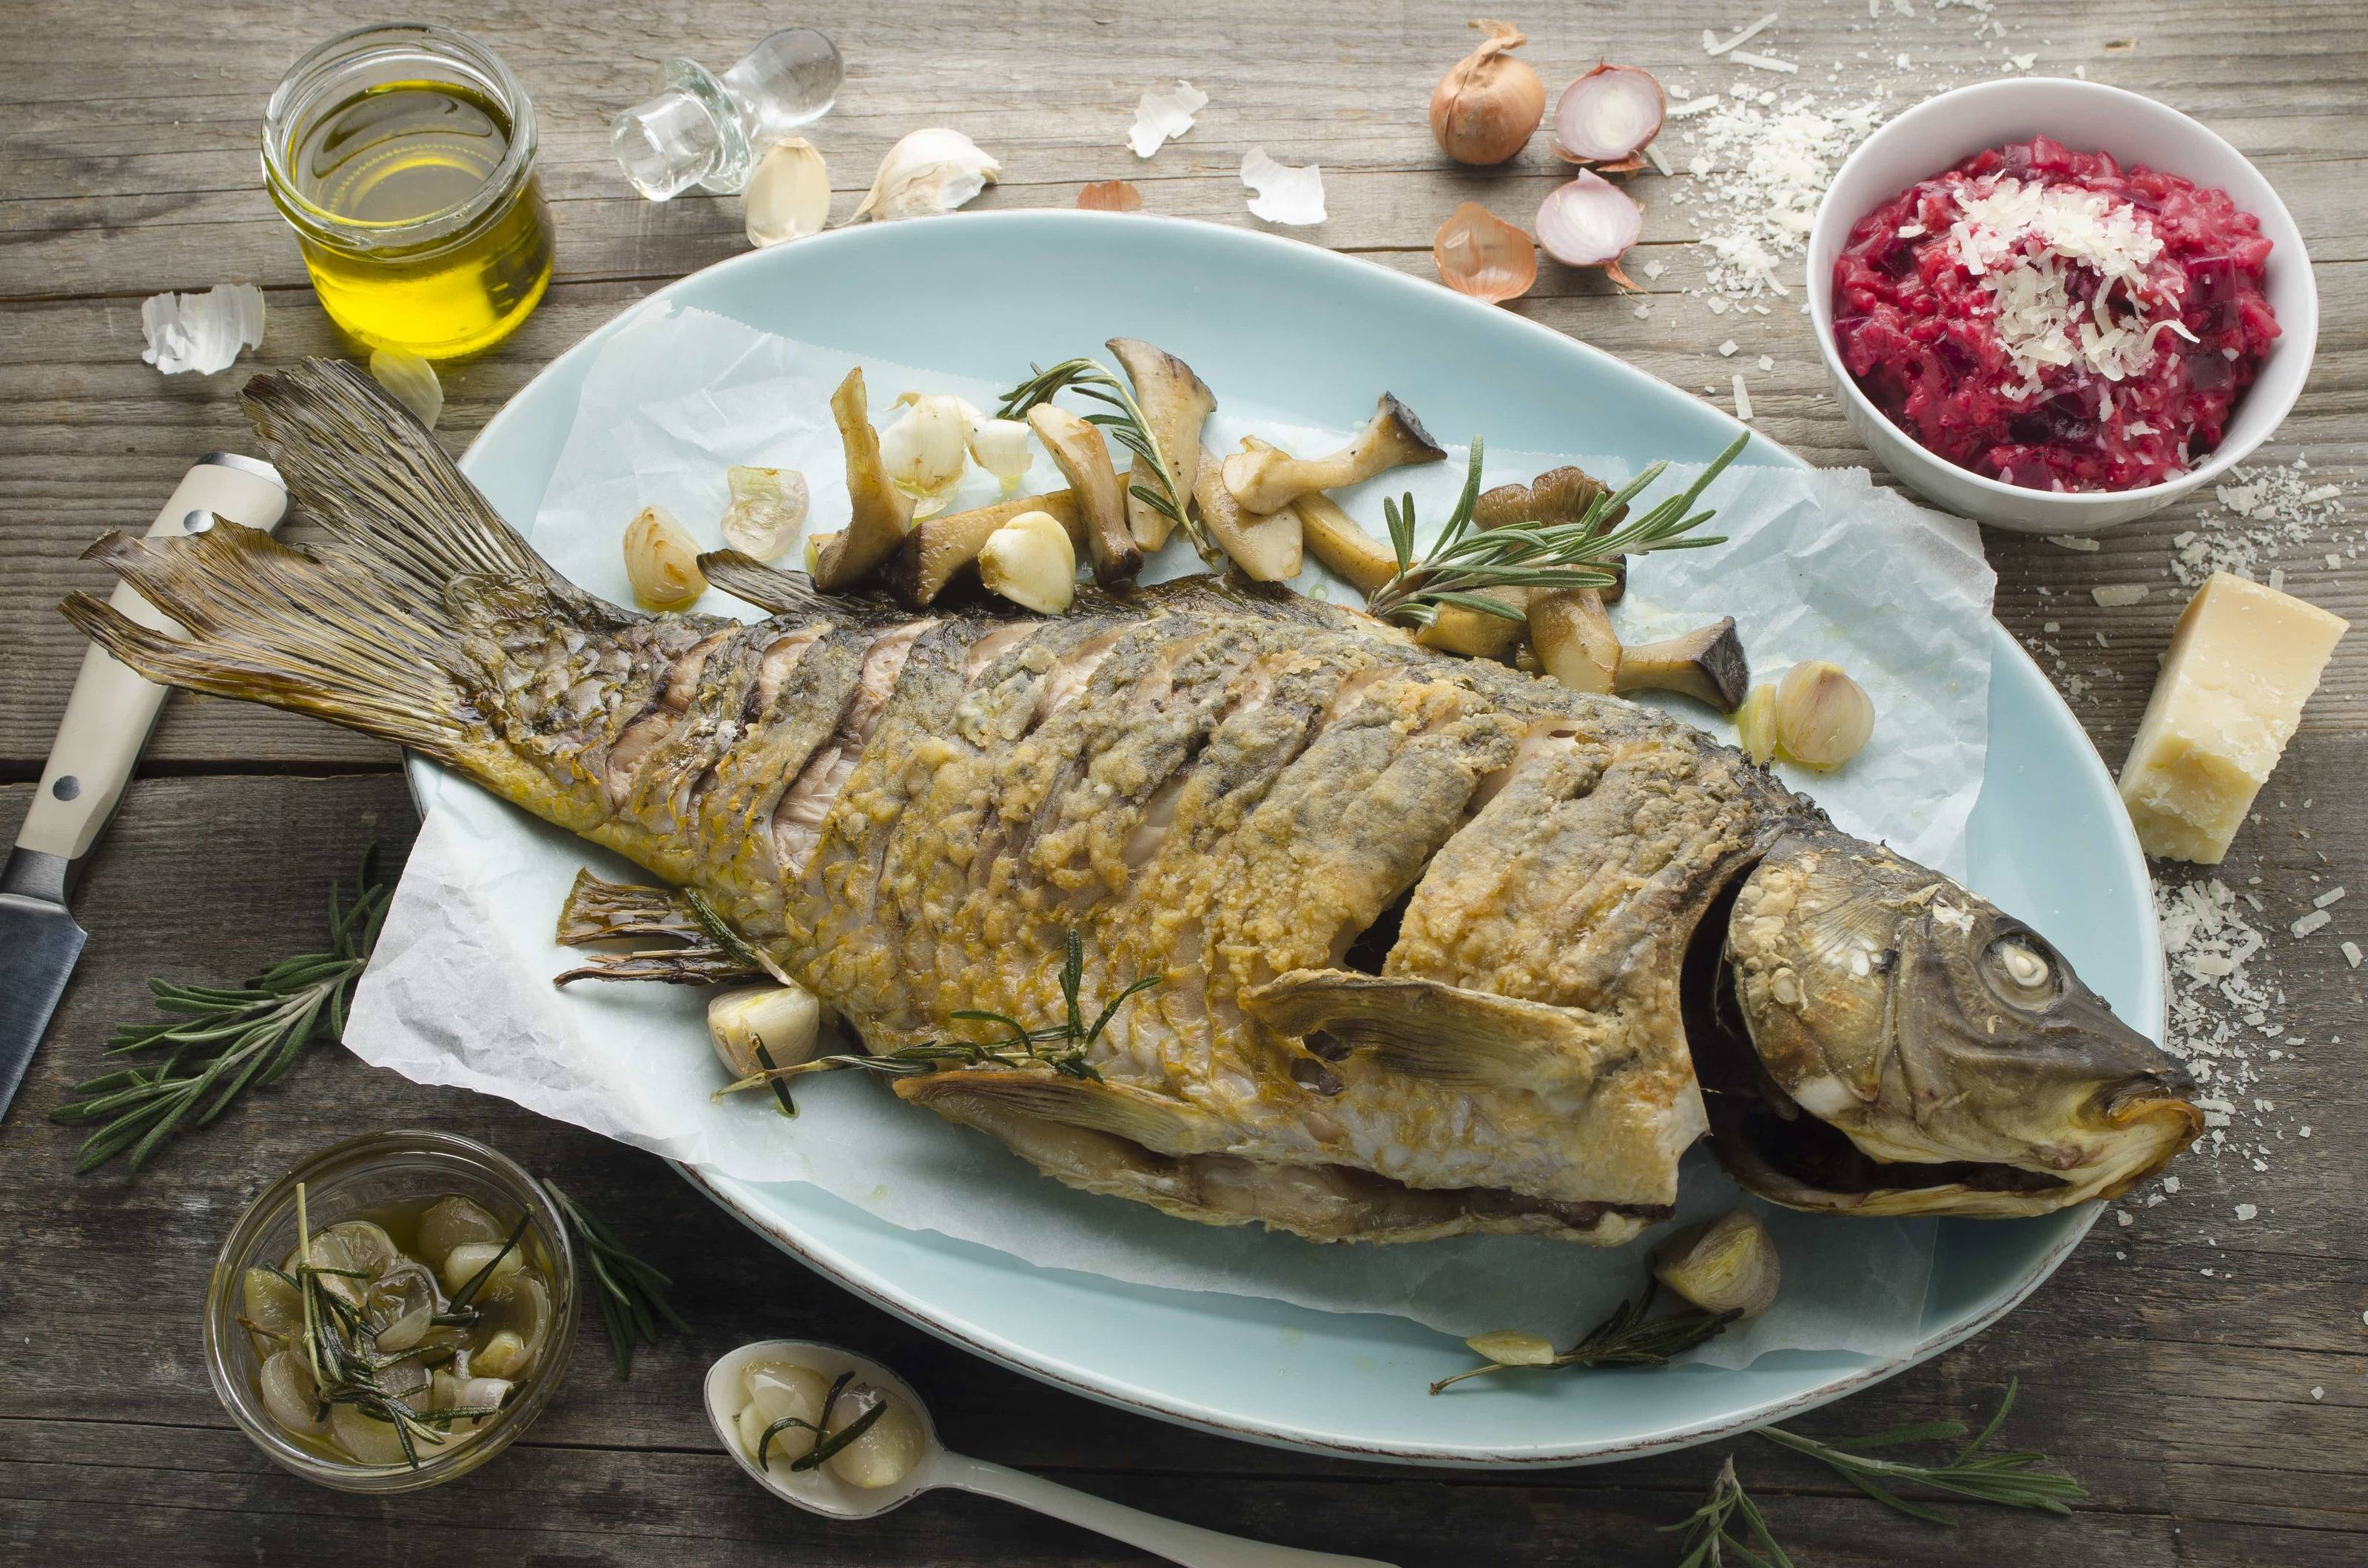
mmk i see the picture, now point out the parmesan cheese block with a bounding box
[2117,572,2347,864]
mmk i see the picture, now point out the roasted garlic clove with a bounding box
[977,508,1078,614]
[1652,1208,1780,1320]
[1733,682,1778,766]
[623,505,707,610]
[1773,660,1874,770]
[707,983,824,1081]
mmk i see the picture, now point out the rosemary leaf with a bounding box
[1755,1379,2087,1524]
[547,1180,685,1377]
[1661,1456,1796,1568]
[50,848,389,1174]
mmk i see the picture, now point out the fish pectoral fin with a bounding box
[548,868,764,986]
[896,1070,1209,1155]
[1241,968,1609,1093]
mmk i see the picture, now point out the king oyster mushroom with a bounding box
[1420,466,1613,661]
[805,368,917,591]
[1193,439,1303,582]
[1221,393,1448,514]
[891,488,1082,608]
[1107,337,1217,551]
[1618,618,1750,712]
[1293,490,1401,596]
[1027,404,1141,585]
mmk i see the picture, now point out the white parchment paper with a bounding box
[346,300,1995,1361]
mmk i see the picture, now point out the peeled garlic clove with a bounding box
[623,504,707,610]
[440,1239,525,1296]
[744,138,830,248]
[707,982,823,1080]
[1429,20,1546,166]
[824,1382,927,1489]
[243,1265,303,1339]
[419,1196,506,1267]
[1433,202,1538,306]
[966,415,1036,491]
[878,392,972,500]
[977,509,1077,615]
[329,1402,411,1466]
[1773,660,1874,770]
[1733,682,1778,767]
[259,1347,326,1436]
[473,1329,530,1379]
[720,465,810,561]
[1653,1208,1781,1320]
[1464,1328,1558,1367]
[852,129,999,222]
[368,347,443,429]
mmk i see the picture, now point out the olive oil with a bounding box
[269,58,553,358]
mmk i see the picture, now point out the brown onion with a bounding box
[1552,64,1666,165]
[1077,179,1144,212]
[1433,202,1538,305]
[1430,20,1546,166]
[1535,172,1644,287]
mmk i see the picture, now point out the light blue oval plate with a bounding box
[440,210,2159,1466]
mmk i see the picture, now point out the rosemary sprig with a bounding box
[50,849,390,1174]
[755,1369,891,1473]
[548,1179,687,1376]
[1428,1281,1737,1393]
[1366,431,1750,628]
[1756,1379,2086,1524]
[996,357,1216,567]
[720,929,1163,1112]
[1662,1457,1796,1568]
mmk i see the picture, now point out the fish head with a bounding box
[1705,831,2200,1217]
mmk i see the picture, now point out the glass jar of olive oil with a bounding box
[263,24,554,359]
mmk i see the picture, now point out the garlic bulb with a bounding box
[744,138,831,248]
[707,983,823,1081]
[851,129,1000,222]
[878,393,972,502]
[368,347,444,429]
[720,465,809,560]
[1429,20,1546,165]
[1652,1208,1781,1319]
[1774,660,1874,770]
[622,505,707,610]
[977,510,1077,615]
[967,415,1036,491]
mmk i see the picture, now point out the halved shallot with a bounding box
[1432,202,1537,305]
[1551,64,1666,168]
[1535,172,1644,286]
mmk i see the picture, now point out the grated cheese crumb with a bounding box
[2092,584,2149,608]
[2046,534,2101,552]
[2290,909,2332,938]
[2234,1203,2257,1221]
[1718,340,1739,357]
[2314,886,2345,909]
[1732,376,1753,420]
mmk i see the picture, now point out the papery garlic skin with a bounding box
[878,393,972,501]
[622,505,707,610]
[852,129,1000,222]
[140,283,265,374]
[966,416,1036,491]
[1652,1208,1781,1320]
[1128,80,1209,158]
[744,138,832,248]
[720,465,810,560]
[368,347,444,429]
[1773,660,1875,770]
[1240,147,1327,226]
[707,983,824,1080]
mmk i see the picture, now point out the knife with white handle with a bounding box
[0,452,289,1116]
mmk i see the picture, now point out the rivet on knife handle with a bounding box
[17,455,289,865]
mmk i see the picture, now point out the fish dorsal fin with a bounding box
[897,1070,1209,1155]
[1241,969,1614,1094]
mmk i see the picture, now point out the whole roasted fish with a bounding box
[67,361,2200,1246]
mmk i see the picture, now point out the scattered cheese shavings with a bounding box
[2011,53,2036,70]
[1644,140,1675,178]
[1728,50,1799,73]
[140,283,265,375]
[2313,886,2345,909]
[1757,354,1774,371]
[2291,909,2332,938]
[1128,80,1208,159]
[2092,584,2149,607]
[2343,941,2362,969]
[1718,340,1739,357]
[2235,1203,2257,1221]
[1239,148,1325,226]
[2312,1387,2325,1401]
[2045,534,2101,551]
[1669,95,1725,117]
[1703,13,1780,56]
[1731,374,1752,420]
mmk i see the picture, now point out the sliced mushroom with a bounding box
[1471,465,1628,602]
[891,488,1081,607]
[1221,394,1448,514]
[807,368,918,592]
[1529,588,1621,692]
[1028,404,1141,585]
[1191,440,1303,582]
[1416,590,1530,660]
[1107,338,1216,551]
[1294,490,1400,596]
[1615,616,1749,712]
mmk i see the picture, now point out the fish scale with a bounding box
[64,358,2203,1248]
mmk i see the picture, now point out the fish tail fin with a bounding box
[60,358,606,765]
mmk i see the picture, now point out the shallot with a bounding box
[1430,20,1546,165]
[1432,202,1537,305]
[1535,172,1644,286]
[1551,64,1666,166]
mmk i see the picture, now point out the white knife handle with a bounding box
[17,455,288,862]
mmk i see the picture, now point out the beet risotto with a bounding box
[1832,135,2277,493]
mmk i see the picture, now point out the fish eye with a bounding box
[1983,935,2058,1006]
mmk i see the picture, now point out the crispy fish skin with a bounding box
[63,360,2200,1245]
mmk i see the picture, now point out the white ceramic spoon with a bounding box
[705,1339,1399,1568]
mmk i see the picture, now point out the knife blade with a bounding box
[0,452,289,1116]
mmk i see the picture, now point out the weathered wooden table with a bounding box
[3,2,2361,1562]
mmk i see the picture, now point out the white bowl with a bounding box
[1805,77,2316,533]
